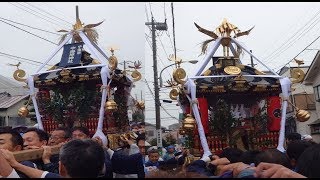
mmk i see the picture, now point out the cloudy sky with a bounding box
[0,2,145,98]
[145,2,320,128]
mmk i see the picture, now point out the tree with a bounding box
[209,99,238,147]
[150,138,171,147]
[165,133,176,145]
[132,110,144,122]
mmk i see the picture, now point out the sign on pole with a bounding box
[127,110,133,122]
[156,129,162,148]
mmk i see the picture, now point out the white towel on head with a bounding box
[92,129,108,147]
[302,134,312,140]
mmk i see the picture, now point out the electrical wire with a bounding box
[0,19,58,45]
[264,9,320,64]
[0,17,60,35]
[24,2,73,25]
[275,35,320,72]
[9,2,67,29]
[0,51,51,66]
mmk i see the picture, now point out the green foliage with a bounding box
[209,99,237,140]
[150,138,168,147]
[113,87,129,130]
[183,131,194,148]
[252,103,268,134]
[249,102,268,148]
[165,133,177,145]
[44,82,97,125]
[132,110,144,122]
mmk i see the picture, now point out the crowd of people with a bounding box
[143,132,320,178]
[1,125,319,178]
[0,125,145,178]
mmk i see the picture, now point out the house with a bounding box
[303,50,320,142]
[145,122,166,141]
[0,74,31,128]
[168,123,180,131]
[279,66,317,140]
[0,92,30,127]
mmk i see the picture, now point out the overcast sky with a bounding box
[145,2,320,128]
[0,2,145,102]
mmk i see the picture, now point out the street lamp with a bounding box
[159,60,198,87]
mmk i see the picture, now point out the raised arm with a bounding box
[0,149,46,178]
[0,150,19,178]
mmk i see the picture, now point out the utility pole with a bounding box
[145,17,167,148]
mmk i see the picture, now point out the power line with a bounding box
[156,32,169,58]
[17,2,69,27]
[9,2,67,29]
[267,18,320,65]
[144,78,179,121]
[275,35,320,72]
[163,2,167,20]
[171,2,177,61]
[24,2,73,25]
[263,9,320,64]
[0,51,51,66]
[145,33,172,79]
[38,2,75,22]
[0,17,60,35]
[145,3,150,23]
[0,54,39,67]
[148,2,154,18]
[0,19,58,45]
[263,8,320,60]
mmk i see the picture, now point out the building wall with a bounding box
[281,67,320,142]
[296,111,317,135]
[0,100,32,128]
[145,124,156,141]
[312,71,320,143]
[168,123,180,131]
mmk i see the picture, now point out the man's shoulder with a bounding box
[44,172,62,178]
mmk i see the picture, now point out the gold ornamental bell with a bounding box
[131,69,142,82]
[18,106,29,117]
[169,88,179,100]
[105,99,118,112]
[183,114,196,130]
[108,55,118,71]
[286,99,310,122]
[108,47,118,71]
[173,67,186,84]
[296,109,310,122]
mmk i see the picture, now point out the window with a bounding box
[147,130,154,137]
[314,85,320,102]
[310,125,320,134]
[8,117,27,127]
[285,116,296,135]
[293,94,316,110]
[0,116,5,126]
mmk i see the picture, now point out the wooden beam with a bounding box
[13,145,61,162]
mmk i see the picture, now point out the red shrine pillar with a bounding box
[198,97,209,134]
[267,96,281,131]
